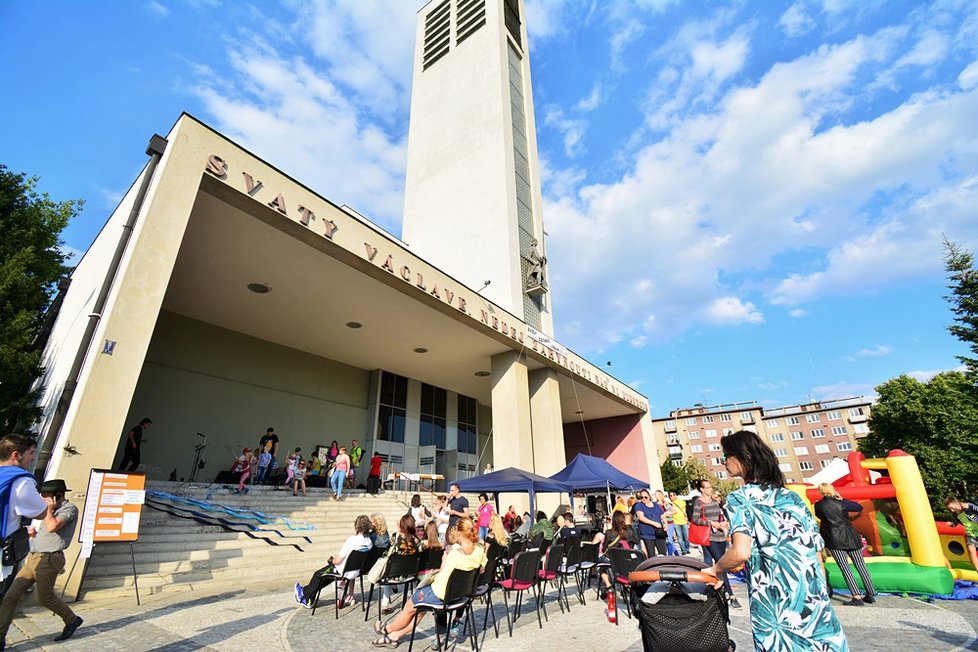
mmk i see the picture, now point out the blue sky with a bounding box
[3,0,977,416]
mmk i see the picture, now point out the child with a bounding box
[946,496,978,571]
[293,460,307,497]
[233,448,253,493]
[256,448,272,484]
[284,447,302,487]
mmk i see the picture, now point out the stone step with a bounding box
[78,486,413,601]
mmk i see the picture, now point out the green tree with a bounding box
[0,165,78,432]
[859,372,978,502]
[659,460,690,493]
[944,237,978,386]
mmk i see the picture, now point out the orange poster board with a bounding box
[79,469,146,554]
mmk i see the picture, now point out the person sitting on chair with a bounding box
[372,518,486,647]
[294,514,372,609]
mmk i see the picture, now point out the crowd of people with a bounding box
[222,430,388,499]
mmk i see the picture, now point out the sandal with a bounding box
[374,621,389,635]
[372,634,399,648]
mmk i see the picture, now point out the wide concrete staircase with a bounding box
[78,481,414,601]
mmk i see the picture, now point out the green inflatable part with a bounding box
[826,561,954,595]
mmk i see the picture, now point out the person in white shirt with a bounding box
[294,514,372,608]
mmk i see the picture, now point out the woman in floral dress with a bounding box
[704,430,848,652]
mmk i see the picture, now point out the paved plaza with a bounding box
[1,578,976,651]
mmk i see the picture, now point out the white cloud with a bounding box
[544,7,978,352]
[523,0,576,41]
[780,3,814,38]
[789,308,808,318]
[810,381,877,400]
[610,19,647,70]
[905,365,966,382]
[146,1,169,18]
[846,344,893,361]
[703,297,764,325]
[576,83,603,112]
[193,41,408,231]
[543,105,587,158]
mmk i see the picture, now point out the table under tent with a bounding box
[548,454,649,534]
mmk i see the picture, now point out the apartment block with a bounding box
[652,397,872,483]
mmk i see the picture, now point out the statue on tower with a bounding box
[525,238,548,296]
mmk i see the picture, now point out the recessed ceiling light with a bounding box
[247,283,271,294]
[413,347,429,354]
[346,322,362,329]
[474,371,490,377]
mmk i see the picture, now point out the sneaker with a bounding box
[448,621,463,642]
[54,616,83,641]
[729,596,742,609]
[380,597,391,613]
[294,582,305,605]
[844,598,865,606]
[864,594,876,604]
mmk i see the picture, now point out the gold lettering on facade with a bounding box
[457,296,467,313]
[429,284,441,298]
[480,310,490,324]
[416,273,427,291]
[400,266,412,282]
[443,289,454,304]
[364,243,379,261]
[381,255,395,274]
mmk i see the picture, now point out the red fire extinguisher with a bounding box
[607,588,617,623]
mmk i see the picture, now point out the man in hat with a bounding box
[0,478,83,647]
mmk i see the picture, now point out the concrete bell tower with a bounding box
[402,0,553,336]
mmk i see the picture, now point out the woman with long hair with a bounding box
[591,510,631,597]
[379,514,420,613]
[815,483,876,606]
[420,521,443,551]
[373,518,487,647]
[485,512,508,558]
[370,513,390,550]
[705,431,848,651]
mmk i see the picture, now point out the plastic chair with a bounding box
[607,547,647,625]
[496,549,543,636]
[310,548,371,618]
[556,538,583,612]
[406,567,481,652]
[365,551,421,621]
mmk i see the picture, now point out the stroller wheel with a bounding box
[728,640,737,651]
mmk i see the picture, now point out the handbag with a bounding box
[2,526,30,566]
[688,499,712,547]
[367,555,390,584]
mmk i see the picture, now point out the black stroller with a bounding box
[627,556,735,652]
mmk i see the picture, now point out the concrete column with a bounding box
[529,367,565,517]
[490,351,533,470]
[528,368,565,476]
[639,414,665,489]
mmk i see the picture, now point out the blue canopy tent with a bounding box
[550,454,649,519]
[456,467,572,516]
[549,454,648,492]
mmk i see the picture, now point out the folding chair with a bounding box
[365,552,421,621]
[607,547,647,625]
[407,567,481,652]
[310,548,371,618]
[496,549,543,636]
[536,543,563,617]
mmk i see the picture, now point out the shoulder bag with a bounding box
[688,499,712,547]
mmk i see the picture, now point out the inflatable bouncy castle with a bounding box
[798,450,959,595]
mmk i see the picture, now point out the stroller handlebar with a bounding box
[628,569,716,584]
